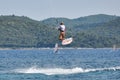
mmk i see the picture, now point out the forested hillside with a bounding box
[0,15,58,48]
[0,14,119,48]
[42,14,117,28]
[72,17,120,48]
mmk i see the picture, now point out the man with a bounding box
[58,22,66,41]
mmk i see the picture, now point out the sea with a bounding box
[0,48,120,80]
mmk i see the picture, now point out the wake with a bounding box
[14,66,120,75]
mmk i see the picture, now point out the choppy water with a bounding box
[0,48,120,80]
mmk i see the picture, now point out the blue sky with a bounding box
[0,0,120,20]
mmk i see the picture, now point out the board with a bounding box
[62,37,73,45]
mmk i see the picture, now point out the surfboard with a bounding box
[62,37,73,45]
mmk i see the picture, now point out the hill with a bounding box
[0,15,58,48]
[42,14,117,28]
[0,14,120,48]
[73,17,120,48]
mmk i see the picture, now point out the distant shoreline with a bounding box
[0,47,119,50]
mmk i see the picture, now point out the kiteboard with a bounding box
[62,37,73,45]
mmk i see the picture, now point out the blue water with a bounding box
[0,48,120,80]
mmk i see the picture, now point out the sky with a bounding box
[0,0,120,20]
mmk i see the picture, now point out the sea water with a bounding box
[0,48,120,80]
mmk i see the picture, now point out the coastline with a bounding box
[0,47,119,50]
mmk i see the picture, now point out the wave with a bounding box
[14,66,120,75]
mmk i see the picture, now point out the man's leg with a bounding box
[61,32,65,41]
[59,33,62,40]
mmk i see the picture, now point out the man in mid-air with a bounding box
[58,22,66,41]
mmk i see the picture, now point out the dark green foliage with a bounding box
[0,14,120,48]
[43,14,117,28]
[0,15,58,48]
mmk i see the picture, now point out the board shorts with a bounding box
[59,31,65,40]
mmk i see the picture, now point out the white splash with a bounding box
[14,66,120,75]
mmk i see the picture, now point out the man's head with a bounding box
[60,22,64,25]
